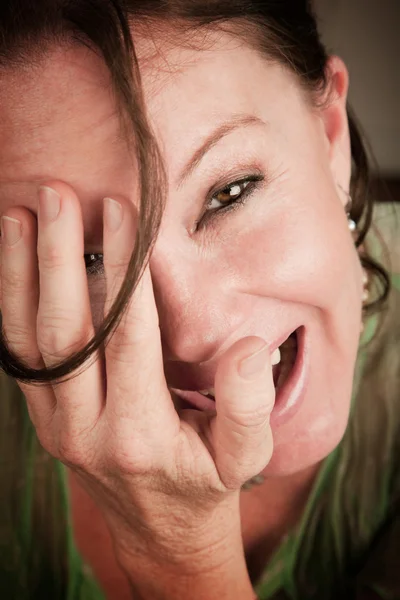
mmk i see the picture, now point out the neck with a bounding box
[240,462,320,568]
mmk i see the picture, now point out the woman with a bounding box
[0,1,398,598]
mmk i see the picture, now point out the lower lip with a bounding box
[172,327,308,426]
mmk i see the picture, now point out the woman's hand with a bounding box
[0,181,276,571]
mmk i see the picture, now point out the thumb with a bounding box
[212,336,279,490]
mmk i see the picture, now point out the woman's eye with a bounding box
[83,176,263,271]
[197,174,263,230]
[84,253,104,277]
[207,180,252,211]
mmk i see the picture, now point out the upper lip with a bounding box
[167,327,299,393]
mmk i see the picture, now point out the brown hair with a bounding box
[0,0,390,384]
[0,2,394,598]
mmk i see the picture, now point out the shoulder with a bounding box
[353,497,400,600]
[351,201,400,599]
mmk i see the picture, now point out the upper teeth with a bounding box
[271,347,281,366]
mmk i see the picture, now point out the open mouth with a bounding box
[272,330,298,392]
[171,327,302,413]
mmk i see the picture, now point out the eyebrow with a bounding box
[176,114,267,189]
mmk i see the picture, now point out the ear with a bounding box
[319,56,352,207]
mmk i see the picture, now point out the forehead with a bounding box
[0,30,298,243]
[0,44,132,241]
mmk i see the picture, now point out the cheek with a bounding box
[225,199,356,303]
[216,194,362,475]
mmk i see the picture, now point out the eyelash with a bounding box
[84,253,105,277]
[84,174,264,276]
[195,174,264,231]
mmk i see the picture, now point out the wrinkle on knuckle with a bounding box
[38,246,69,270]
[106,322,155,362]
[37,316,88,357]
[104,257,130,273]
[115,309,151,336]
[57,435,88,469]
[224,407,270,431]
[105,334,141,365]
[3,322,34,349]
[105,436,154,476]
[1,270,28,292]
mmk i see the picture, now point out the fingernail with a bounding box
[238,343,269,380]
[38,186,61,223]
[1,216,22,246]
[104,197,122,232]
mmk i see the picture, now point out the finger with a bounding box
[0,207,55,427]
[211,337,277,489]
[36,183,105,433]
[103,197,178,442]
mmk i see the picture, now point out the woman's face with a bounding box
[0,30,364,476]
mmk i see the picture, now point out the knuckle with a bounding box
[1,268,26,291]
[104,256,129,273]
[105,315,155,358]
[225,406,270,431]
[56,434,88,469]
[3,322,33,348]
[105,436,154,476]
[54,415,98,469]
[37,314,85,357]
[105,333,132,360]
[1,326,42,368]
[38,246,68,270]
[105,333,138,366]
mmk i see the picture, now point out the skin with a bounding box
[0,30,365,596]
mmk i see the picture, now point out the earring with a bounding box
[339,184,370,332]
[343,189,357,233]
[362,270,370,304]
[344,190,370,303]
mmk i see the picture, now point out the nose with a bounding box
[149,252,238,365]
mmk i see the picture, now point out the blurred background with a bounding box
[315,0,400,200]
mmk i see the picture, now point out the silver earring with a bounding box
[338,184,357,232]
[343,189,370,305]
[348,217,357,232]
[344,193,357,232]
[343,193,371,323]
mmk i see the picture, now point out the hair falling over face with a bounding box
[0,2,393,599]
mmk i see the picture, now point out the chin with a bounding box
[263,355,356,478]
[264,413,350,477]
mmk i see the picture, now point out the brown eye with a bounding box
[207,180,251,211]
[194,173,264,231]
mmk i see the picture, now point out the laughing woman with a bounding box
[0,1,399,599]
